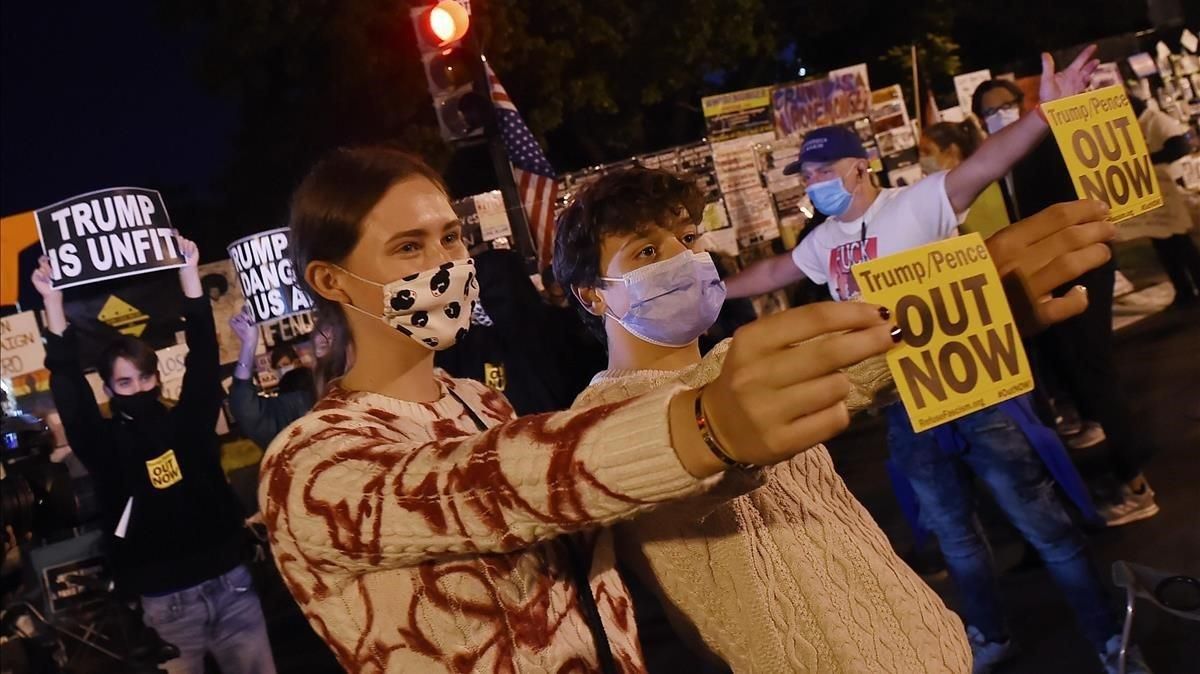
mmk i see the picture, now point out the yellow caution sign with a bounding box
[1041,85,1162,223]
[853,233,1034,432]
[98,295,149,337]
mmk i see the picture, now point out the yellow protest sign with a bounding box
[1041,85,1162,223]
[852,233,1034,432]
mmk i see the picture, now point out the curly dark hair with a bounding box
[551,167,704,341]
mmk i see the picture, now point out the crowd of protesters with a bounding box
[13,41,1200,674]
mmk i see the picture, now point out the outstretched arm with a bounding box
[725,253,808,299]
[34,258,107,470]
[946,46,1099,212]
[173,236,223,428]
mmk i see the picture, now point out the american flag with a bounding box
[486,62,558,267]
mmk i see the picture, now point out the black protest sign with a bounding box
[228,227,314,324]
[35,187,184,290]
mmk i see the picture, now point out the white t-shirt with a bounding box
[792,171,963,301]
[1138,106,1189,155]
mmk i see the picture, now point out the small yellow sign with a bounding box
[852,233,1034,432]
[98,295,149,337]
[483,363,507,392]
[1041,85,1162,223]
[145,449,183,490]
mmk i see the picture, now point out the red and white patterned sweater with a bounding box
[258,372,714,673]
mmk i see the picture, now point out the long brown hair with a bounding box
[924,120,986,160]
[288,147,447,395]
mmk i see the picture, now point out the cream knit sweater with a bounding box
[575,341,971,673]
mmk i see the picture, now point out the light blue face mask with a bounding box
[600,251,727,347]
[807,165,858,217]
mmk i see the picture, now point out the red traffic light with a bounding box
[419,1,469,47]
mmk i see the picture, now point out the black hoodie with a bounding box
[45,297,245,596]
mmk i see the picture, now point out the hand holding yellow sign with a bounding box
[852,233,1034,432]
[1041,84,1162,223]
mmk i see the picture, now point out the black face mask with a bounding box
[110,387,166,421]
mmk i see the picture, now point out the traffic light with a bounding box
[411,1,486,143]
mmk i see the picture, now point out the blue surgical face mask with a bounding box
[807,166,858,217]
[600,251,727,348]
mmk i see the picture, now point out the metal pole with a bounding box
[465,25,539,273]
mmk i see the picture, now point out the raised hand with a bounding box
[31,256,68,335]
[1039,44,1100,103]
[31,256,61,300]
[230,310,259,346]
[701,302,897,467]
[176,233,203,298]
[987,199,1116,335]
[177,234,200,268]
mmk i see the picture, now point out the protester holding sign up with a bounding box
[34,237,276,674]
[552,167,971,673]
[722,49,1150,673]
[973,76,1161,528]
[226,310,319,451]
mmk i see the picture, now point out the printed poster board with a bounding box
[853,233,1034,432]
[1041,85,1162,223]
[710,132,780,248]
[198,260,245,365]
[35,188,184,290]
[1,311,46,378]
[701,86,775,142]
[772,64,871,138]
[953,70,992,117]
[228,228,315,324]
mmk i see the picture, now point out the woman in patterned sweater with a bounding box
[258,147,903,673]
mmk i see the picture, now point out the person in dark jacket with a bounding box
[227,311,319,450]
[973,78,1158,526]
[435,248,606,415]
[34,239,276,674]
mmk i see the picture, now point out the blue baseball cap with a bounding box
[783,125,867,175]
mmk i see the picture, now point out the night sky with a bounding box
[1,1,232,216]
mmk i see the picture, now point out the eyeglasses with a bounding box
[978,99,1022,120]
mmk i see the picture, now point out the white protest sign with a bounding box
[0,311,46,378]
[157,344,189,401]
[227,228,315,324]
[35,188,184,290]
[954,70,992,117]
[474,191,512,242]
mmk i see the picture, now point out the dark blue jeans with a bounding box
[886,404,1118,651]
[140,565,276,674]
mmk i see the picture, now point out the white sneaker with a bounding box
[968,626,1016,673]
[1066,422,1106,449]
[1100,483,1160,527]
[1099,634,1153,673]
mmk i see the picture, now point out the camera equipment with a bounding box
[1,411,177,673]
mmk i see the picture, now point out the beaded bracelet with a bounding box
[694,390,754,470]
